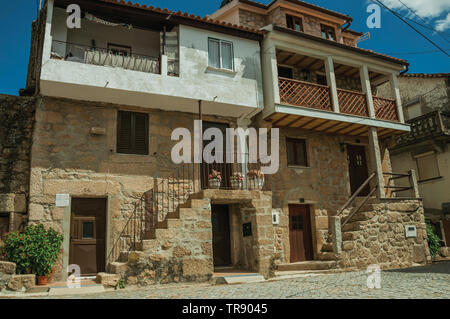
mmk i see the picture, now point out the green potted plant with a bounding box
[1,224,63,286]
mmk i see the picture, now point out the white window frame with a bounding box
[208,38,234,71]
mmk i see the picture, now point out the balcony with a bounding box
[394,111,450,148]
[51,40,161,75]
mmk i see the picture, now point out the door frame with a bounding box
[288,204,314,263]
[68,197,108,277]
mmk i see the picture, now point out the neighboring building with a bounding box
[378,73,450,246]
[3,0,430,284]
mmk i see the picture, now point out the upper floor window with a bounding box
[415,152,441,182]
[286,138,308,167]
[286,15,303,32]
[208,38,234,71]
[321,25,336,41]
[117,111,149,155]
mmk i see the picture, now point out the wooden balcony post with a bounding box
[360,65,376,119]
[325,56,340,113]
[368,127,386,199]
[389,73,405,123]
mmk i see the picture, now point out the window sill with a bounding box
[206,66,237,76]
[288,165,311,170]
[418,176,444,184]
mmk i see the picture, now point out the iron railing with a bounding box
[51,40,161,74]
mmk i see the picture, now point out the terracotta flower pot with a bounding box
[37,275,49,286]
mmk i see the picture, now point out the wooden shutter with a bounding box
[117,111,149,155]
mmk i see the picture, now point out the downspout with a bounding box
[400,64,410,75]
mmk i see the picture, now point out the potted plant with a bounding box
[208,170,222,189]
[1,224,63,286]
[247,170,265,190]
[230,172,244,190]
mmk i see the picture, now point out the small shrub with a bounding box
[1,224,63,276]
[426,219,442,257]
[116,278,126,290]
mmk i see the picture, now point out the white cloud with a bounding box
[435,13,450,31]
[381,0,450,18]
[379,0,450,30]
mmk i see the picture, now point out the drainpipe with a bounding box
[400,64,410,75]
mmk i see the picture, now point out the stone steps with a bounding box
[277,260,337,272]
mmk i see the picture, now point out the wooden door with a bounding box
[443,220,450,246]
[211,205,231,267]
[201,122,232,189]
[347,145,370,196]
[289,205,313,263]
[69,198,107,276]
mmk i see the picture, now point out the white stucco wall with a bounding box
[40,3,264,118]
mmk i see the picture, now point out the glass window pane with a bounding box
[208,39,220,68]
[82,222,94,239]
[221,42,233,70]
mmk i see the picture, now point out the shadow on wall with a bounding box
[385,261,450,274]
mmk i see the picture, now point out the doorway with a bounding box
[443,220,450,247]
[289,205,313,263]
[201,122,233,189]
[69,198,107,276]
[347,145,370,196]
[211,205,231,268]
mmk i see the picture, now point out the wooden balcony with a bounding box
[267,77,407,139]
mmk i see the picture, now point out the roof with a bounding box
[237,0,352,22]
[401,73,450,78]
[93,0,264,39]
[271,25,409,67]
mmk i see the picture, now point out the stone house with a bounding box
[377,73,450,247]
[1,0,431,285]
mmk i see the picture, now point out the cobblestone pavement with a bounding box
[28,262,450,299]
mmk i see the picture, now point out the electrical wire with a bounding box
[370,0,450,57]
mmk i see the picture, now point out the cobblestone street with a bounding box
[27,262,450,299]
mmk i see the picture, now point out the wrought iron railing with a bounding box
[51,40,161,74]
[373,96,399,122]
[338,88,369,117]
[396,111,450,146]
[278,78,332,111]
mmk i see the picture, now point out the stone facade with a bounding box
[339,200,431,270]
[0,95,36,237]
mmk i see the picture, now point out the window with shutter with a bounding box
[415,152,441,181]
[117,111,149,155]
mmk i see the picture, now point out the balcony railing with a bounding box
[338,88,369,117]
[278,77,332,111]
[396,111,450,146]
[51,40,160,74]
[373,96,399,122]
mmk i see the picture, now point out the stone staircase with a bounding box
[97,193,213,288]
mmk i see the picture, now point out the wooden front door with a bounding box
[69,198,107,276]
[347,145,370,196]
[211,205,231,267]
[201,122,232,189]
[289,205,313,263]
[443,220,450,246]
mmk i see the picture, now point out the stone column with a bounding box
[408,169,420,198]
[325,56,340,113]
[329,216,342,254]
[389,73,405,123]
[360,65,376,119]
[368,127,386,198]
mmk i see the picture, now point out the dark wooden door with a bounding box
[289,205,313,263]
[211,205,231,267]
[69,198,107,276]
[347,145,370,196]
[443,220,450,246]
[201,122,232,189]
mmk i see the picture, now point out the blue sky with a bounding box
[0,0,449,96]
